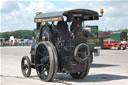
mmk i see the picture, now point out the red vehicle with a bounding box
[103,38,116,49]
[100,32,128,50]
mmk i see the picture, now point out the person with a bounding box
[70,17,83,38]
[70,18,93,39]
[57,21,71,41]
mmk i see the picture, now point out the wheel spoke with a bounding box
[37,51,43,56]
[37,64,43,67]
[41,44,44,49]
[43,48,47,56]
[41,71,45,79]
[23,64,27,68]
[40,68,48,79]
[25,68,29,73]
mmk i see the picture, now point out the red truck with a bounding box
[99,32,128,50]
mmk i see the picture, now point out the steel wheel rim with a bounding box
[35,44,50,80]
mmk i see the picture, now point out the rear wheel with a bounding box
[46,41,58,81]
[70,52,91,79]
[74,43,90,63]
[35,41,57,82]
[21,56,31,77]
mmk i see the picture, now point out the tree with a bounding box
[0,30,33,39]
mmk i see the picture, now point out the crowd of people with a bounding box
[0,39,32,46]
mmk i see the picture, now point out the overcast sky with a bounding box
[0,0,128,32]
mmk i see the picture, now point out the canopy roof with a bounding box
[34,9,99,23]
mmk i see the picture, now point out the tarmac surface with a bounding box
[0,46,128,85]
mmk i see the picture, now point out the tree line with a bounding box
[0,30,33,39]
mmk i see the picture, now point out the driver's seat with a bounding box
[57,21,71,41]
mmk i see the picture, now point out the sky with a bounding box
[0,0,128,32]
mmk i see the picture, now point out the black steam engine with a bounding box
[21,9,104,82]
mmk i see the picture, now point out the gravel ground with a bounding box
[0,46,128,85]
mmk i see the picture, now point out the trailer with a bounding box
[111,32,127,50]
[85,26,99,37]
[99,32,110,39]
[84,26,104,50]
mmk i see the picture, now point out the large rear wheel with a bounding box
[35,41,57,82]
[46,41,58,81]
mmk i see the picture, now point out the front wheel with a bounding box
[21,56,31,77]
